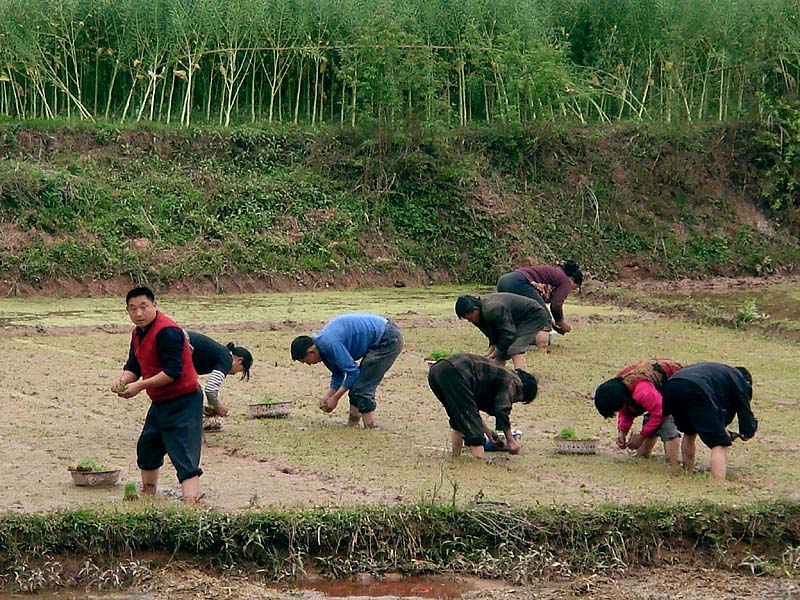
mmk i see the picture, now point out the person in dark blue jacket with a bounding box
[662,362,757,480]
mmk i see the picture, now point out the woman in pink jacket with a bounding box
[594,358,683,465]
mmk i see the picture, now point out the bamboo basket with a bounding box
[68,467,121,487]
[553,436,599,455]
[249,401,292,418]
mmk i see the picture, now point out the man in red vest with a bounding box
[112,286,203,504]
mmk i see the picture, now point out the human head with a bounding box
[593,377,630,418]
[125,286,158,329]
[455,295,482,322]
[515,369,538,404]
[291,335,322,364]
[226,342,253,381]
[735,366,753,398]
[562,260,583,288]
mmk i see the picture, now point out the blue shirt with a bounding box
[314,314,388,389]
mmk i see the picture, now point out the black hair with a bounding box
[515,369,538,404]
[593,377,630,418]
[562,260,583,287]
[291,335,315,361]
[455,295,481,318]
[735,366,752,385]
[227,342,253,381]
[126,286,155,304]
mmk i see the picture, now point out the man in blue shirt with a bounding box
[291,313,404,428]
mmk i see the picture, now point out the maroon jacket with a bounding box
[515,265,573,322]
[132,312,199,402]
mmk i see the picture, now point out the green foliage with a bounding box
[735,300,765,326]
[1,502,799,589]
[0,0,796,128]
[558,428,578,440]
[1,121,800,287]
[756,95,800,211]
[123,482,138,501]
[75,459,108,472]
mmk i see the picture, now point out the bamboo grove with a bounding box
[1,0,800,128]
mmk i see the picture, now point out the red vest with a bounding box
[131,312,199,403]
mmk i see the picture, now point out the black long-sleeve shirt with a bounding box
[667,362,758,438]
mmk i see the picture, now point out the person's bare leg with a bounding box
[535,330,550,353]
[141,469,159,495]
[636,436,657,458]
[451,430,464,457]
[181,476,200,504]
[664,438,681,466]
[348,405,361,427]
[361,411,377,429]
[467,445,486,459]
[510,353,527,370]
[681,434,697,471]
[710,446,729,480]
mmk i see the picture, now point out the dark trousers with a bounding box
[662,379,732,449]
[349,321,403,413]
[428,360,484,447]
[496,271,546,308]
[137,389,204,482]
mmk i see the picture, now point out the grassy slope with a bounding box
[1,121,799,294]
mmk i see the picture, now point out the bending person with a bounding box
[291,313,403,429]
[428,353,538,459]
[455,292,552,371]
[662,362,758,480]
[187,331,253,417]
[496,260,582,334]
[594,358,683,465]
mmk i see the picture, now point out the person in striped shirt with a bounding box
[186,331,253,418]
[427,353,538,459]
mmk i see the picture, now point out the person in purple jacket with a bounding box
[291,313,403,429]
[496,260,582,334]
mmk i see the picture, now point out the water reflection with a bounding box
[651,283,800,322]
[0,286,485,329]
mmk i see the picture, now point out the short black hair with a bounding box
[562,260,583,287]
[126,286,155,304]
[227,342,253,381]
[291,335,315,361]
[593,377,630,418]
[455,295,481,318]
[515,369,538,404]
[735,366,753,387]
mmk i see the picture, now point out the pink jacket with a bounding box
[616,380,664,438]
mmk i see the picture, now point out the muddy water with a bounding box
[0,286,478,329]
[0,575,479,600]
[651,282,800,323]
